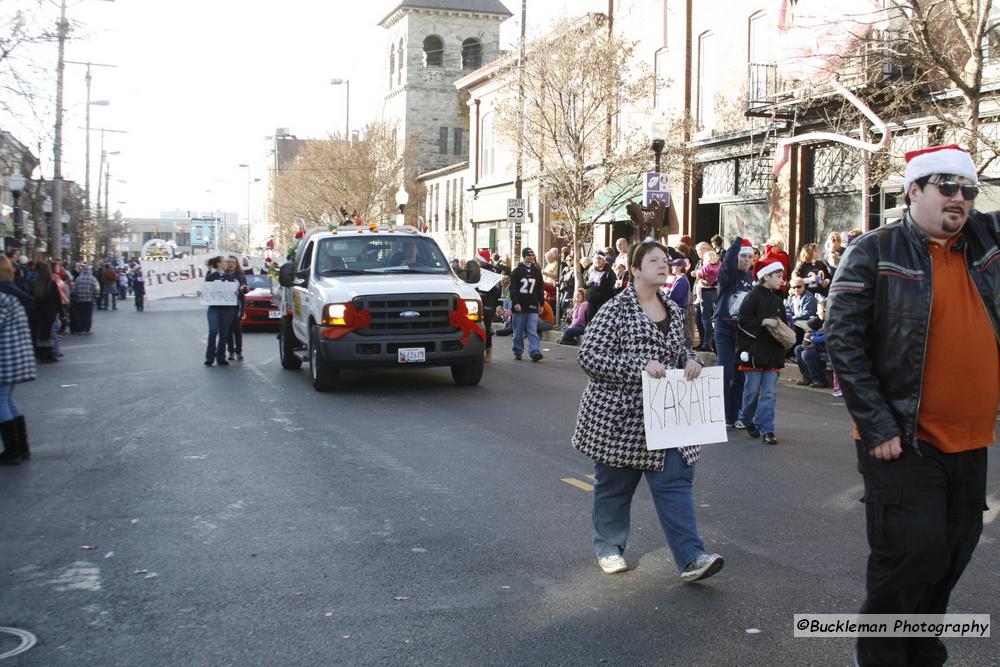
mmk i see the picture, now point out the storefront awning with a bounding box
[582,175,643,224]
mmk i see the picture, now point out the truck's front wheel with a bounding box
[279,315,302,370]
[451,355,484,386]
[309,328,339,391]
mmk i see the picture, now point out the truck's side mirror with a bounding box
[278,262,296,288]
[462,260,481,285]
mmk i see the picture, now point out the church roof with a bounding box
[379,0,513,26]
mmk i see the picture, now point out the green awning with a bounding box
[582,175,643,224]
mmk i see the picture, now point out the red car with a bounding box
[241,274,281,330]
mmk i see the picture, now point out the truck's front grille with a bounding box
[355,294,456,334]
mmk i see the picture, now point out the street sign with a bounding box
[645,171,671,207]
[506,198,525,226]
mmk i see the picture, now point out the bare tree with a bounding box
[491,15,681,286]
[0,1,56,160]
[271,121,411,251]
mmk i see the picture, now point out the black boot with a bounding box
[14,416,29,460]
[0,420,20,465]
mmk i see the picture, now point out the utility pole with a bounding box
[513,0,526,258]
[51,0,68,259]
[67,60,117,258]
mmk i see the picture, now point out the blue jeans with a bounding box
[794,345,825,383]
[512,311,540,356]
[739,369,779,433]
[0,383,20,422]
[699,289,716,349]
[560,324,586,342]
[592,453,705,572]
[206,307,237,362]
[714,320,744,424]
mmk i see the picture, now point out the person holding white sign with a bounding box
[203,256,240,367]
[572,240,724,583]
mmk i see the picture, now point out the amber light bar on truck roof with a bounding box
[327,223,421,235]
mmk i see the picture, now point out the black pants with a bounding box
[134,294,144,311]
[70,300,93,333]
[855,441,987,667]
[227,311,243,355]
[482,308,494,350]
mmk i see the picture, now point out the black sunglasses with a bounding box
[931,181,979,201]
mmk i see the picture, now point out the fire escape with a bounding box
[744,63,798,199]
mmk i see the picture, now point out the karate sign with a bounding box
[642,366,727,449]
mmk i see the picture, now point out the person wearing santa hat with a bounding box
[827,144,1000,667]
[734,258,786,445]
[714,235,757,427]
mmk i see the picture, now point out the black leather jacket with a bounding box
[825,211,1000,451]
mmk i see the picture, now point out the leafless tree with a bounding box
[491,15,685,286]
[271,121,412,251]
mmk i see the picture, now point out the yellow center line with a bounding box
[561,477,594,492]
[585,474,596,481]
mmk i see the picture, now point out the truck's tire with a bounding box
[451,355,484,386]
[309,328,339,391]
[279,315,302,370]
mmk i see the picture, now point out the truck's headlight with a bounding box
[463,299,481,322]
[323,303,348,326]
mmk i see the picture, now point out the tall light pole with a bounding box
[649,115,667,173]
[67,58,116,257]
[330,79,350,141]
[7,172,26,245]
[43,196,53,254]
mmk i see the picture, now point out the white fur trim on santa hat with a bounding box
[903,145,978,192]
[757,260,784,279]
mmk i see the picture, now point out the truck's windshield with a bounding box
[314,236,450,276]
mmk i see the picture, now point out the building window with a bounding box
[439,126,449,154]
[748,12,769,101]
[389,49,395,89]
[461,38,482,70]
[397,39,404,85]
[453,128,464,156]
[423,35,444,67]
[445,180,451,231]
[480,113,494,178]
[697,31,716,129]
[458,177,464,227]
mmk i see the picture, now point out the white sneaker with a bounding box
[598,554,628,574]
[681,553,724,583]
[733,420,747,429]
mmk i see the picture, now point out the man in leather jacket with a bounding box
[826,145,998,667]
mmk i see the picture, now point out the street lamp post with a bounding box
[8,172,26,246]
[649,116,667,173]
[330,79,350,141]
[395,185,409,227]
[43,196,53,255]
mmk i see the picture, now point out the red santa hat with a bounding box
[737,239,755,256]
[477,249,492,263]
[756,257,784,280]
[903,144,977,192]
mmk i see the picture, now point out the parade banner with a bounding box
[198,280,239,306]
[142,256,267,301]
[143,259,207,300]
[642,365,727,449]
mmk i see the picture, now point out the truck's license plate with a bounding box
[268,311,281,318]
[398,348,426,363]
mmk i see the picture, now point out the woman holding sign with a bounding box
[203,256,240,367]
[572,240,724,583]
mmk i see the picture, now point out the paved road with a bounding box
[1,298,997,666]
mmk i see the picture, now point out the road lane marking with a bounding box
[561,477,594,492]
[585,474,596,481]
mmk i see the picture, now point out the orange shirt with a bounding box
[916,238,999,452]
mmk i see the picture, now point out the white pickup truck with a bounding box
[276,225,486,391]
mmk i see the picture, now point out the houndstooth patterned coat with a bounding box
[0,292,36,384]
[572,284,702,470]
